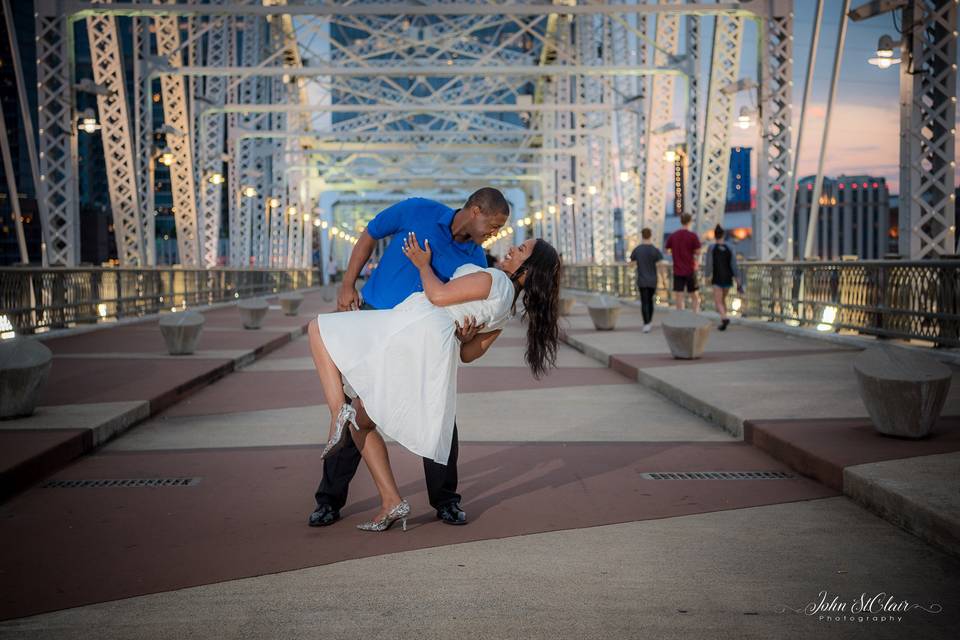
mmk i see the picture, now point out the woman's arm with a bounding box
[402,232,493,306]
[460,330,502,363]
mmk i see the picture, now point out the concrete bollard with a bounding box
[586,295,622,331]
[853,346,952,439]
[279,292,304,316]
[321,285,336,303]
[0,337,53,419]
[661,311,712,359]
[238,298,269,329]
[158,311,205,355]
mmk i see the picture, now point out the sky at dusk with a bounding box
[718,1,960,195]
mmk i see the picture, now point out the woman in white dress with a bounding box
[308,233,562,532]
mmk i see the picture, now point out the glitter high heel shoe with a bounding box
[320,403,360,460]
[356,499,411,532]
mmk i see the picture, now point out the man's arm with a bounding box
[460,329,502,363]
[337,231,376,310]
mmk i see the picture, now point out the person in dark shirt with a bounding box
[664,213,702,312]
[628,227,663,333]
[704,225,742,331]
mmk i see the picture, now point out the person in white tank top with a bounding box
[308,234,562,532]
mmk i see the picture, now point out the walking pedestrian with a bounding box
[704,224,742,331]
[628,227,663,333]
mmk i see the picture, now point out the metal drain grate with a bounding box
[41,477,202,489]
[641,471,794,480]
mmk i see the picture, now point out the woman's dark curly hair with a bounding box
[509,239,562,379]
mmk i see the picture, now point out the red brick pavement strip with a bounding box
[0,441,837,621]
[162,366,633,417]
[0,430,90,502]
[609,349,856,378]
[744,417,960,491]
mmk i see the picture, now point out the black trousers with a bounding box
[638,286,656,324]
[314,301,461,512]
[314,421,461,511]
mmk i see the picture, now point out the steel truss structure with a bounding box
[27,0,956,268]
[899,0,957,258]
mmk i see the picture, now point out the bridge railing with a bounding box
[562,260,960,348]
[0,267,321,335]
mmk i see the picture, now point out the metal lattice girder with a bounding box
[154,3,201,266]
[696,14,744,236]
[757,5,794,261]
[133,17,156,265]
[229,14,265,266]
[69,3,764,18]
[86,8,145,266]
[554,21,576,262]
[642,0,682,247]
[197,11,231,267]
[685,14,701,217]
[34,3,79,266]
[900,0,957,258]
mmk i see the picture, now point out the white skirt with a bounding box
[316,293,458,464]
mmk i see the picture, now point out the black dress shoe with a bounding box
[436,502,468,525]
[308,504,341,527]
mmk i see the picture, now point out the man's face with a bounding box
[468,206,509,244]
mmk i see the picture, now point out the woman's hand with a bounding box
[401,232,432,269]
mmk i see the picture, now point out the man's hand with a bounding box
[337,282,361,311]
[455,316,485,343]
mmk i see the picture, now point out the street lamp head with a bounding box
[78,108,100,134]
[663,149,678,163]
[158,149,175,166]
[242,186,257,198]
[869,35,902,68]
[208,172,225,185]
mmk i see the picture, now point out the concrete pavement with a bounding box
[0,298,958,638]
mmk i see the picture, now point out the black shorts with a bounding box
[673,274,699,293]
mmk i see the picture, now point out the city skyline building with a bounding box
[793,175,894,260]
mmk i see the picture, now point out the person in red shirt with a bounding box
[665,213,702,312]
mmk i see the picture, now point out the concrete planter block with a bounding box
[321,285,336,303]
[238,298,269,329]
[661,311,712,359]
[853,346,952,439]
[0,337,52,419]
[279,292,304,316]
[158,311,205,355]
[587,295,622,331]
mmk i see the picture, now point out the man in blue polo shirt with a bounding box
[309,187,510,527]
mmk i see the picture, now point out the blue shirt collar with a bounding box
[437,207,457,232]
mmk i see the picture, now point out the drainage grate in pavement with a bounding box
[641,471,795,480]
[40,477,203,489]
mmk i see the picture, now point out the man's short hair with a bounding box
[464,187,510,218]
[641,227,652,240]
[680,213,693,226]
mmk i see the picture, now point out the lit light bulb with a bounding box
[208,173,225,185]
[242,186,257,198]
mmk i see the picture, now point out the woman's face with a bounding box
[500,239,536,274]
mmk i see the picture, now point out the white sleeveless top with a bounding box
[442,264,516,332]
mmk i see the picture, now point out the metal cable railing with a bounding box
[562,260,960,348]
[0,267,321,335]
